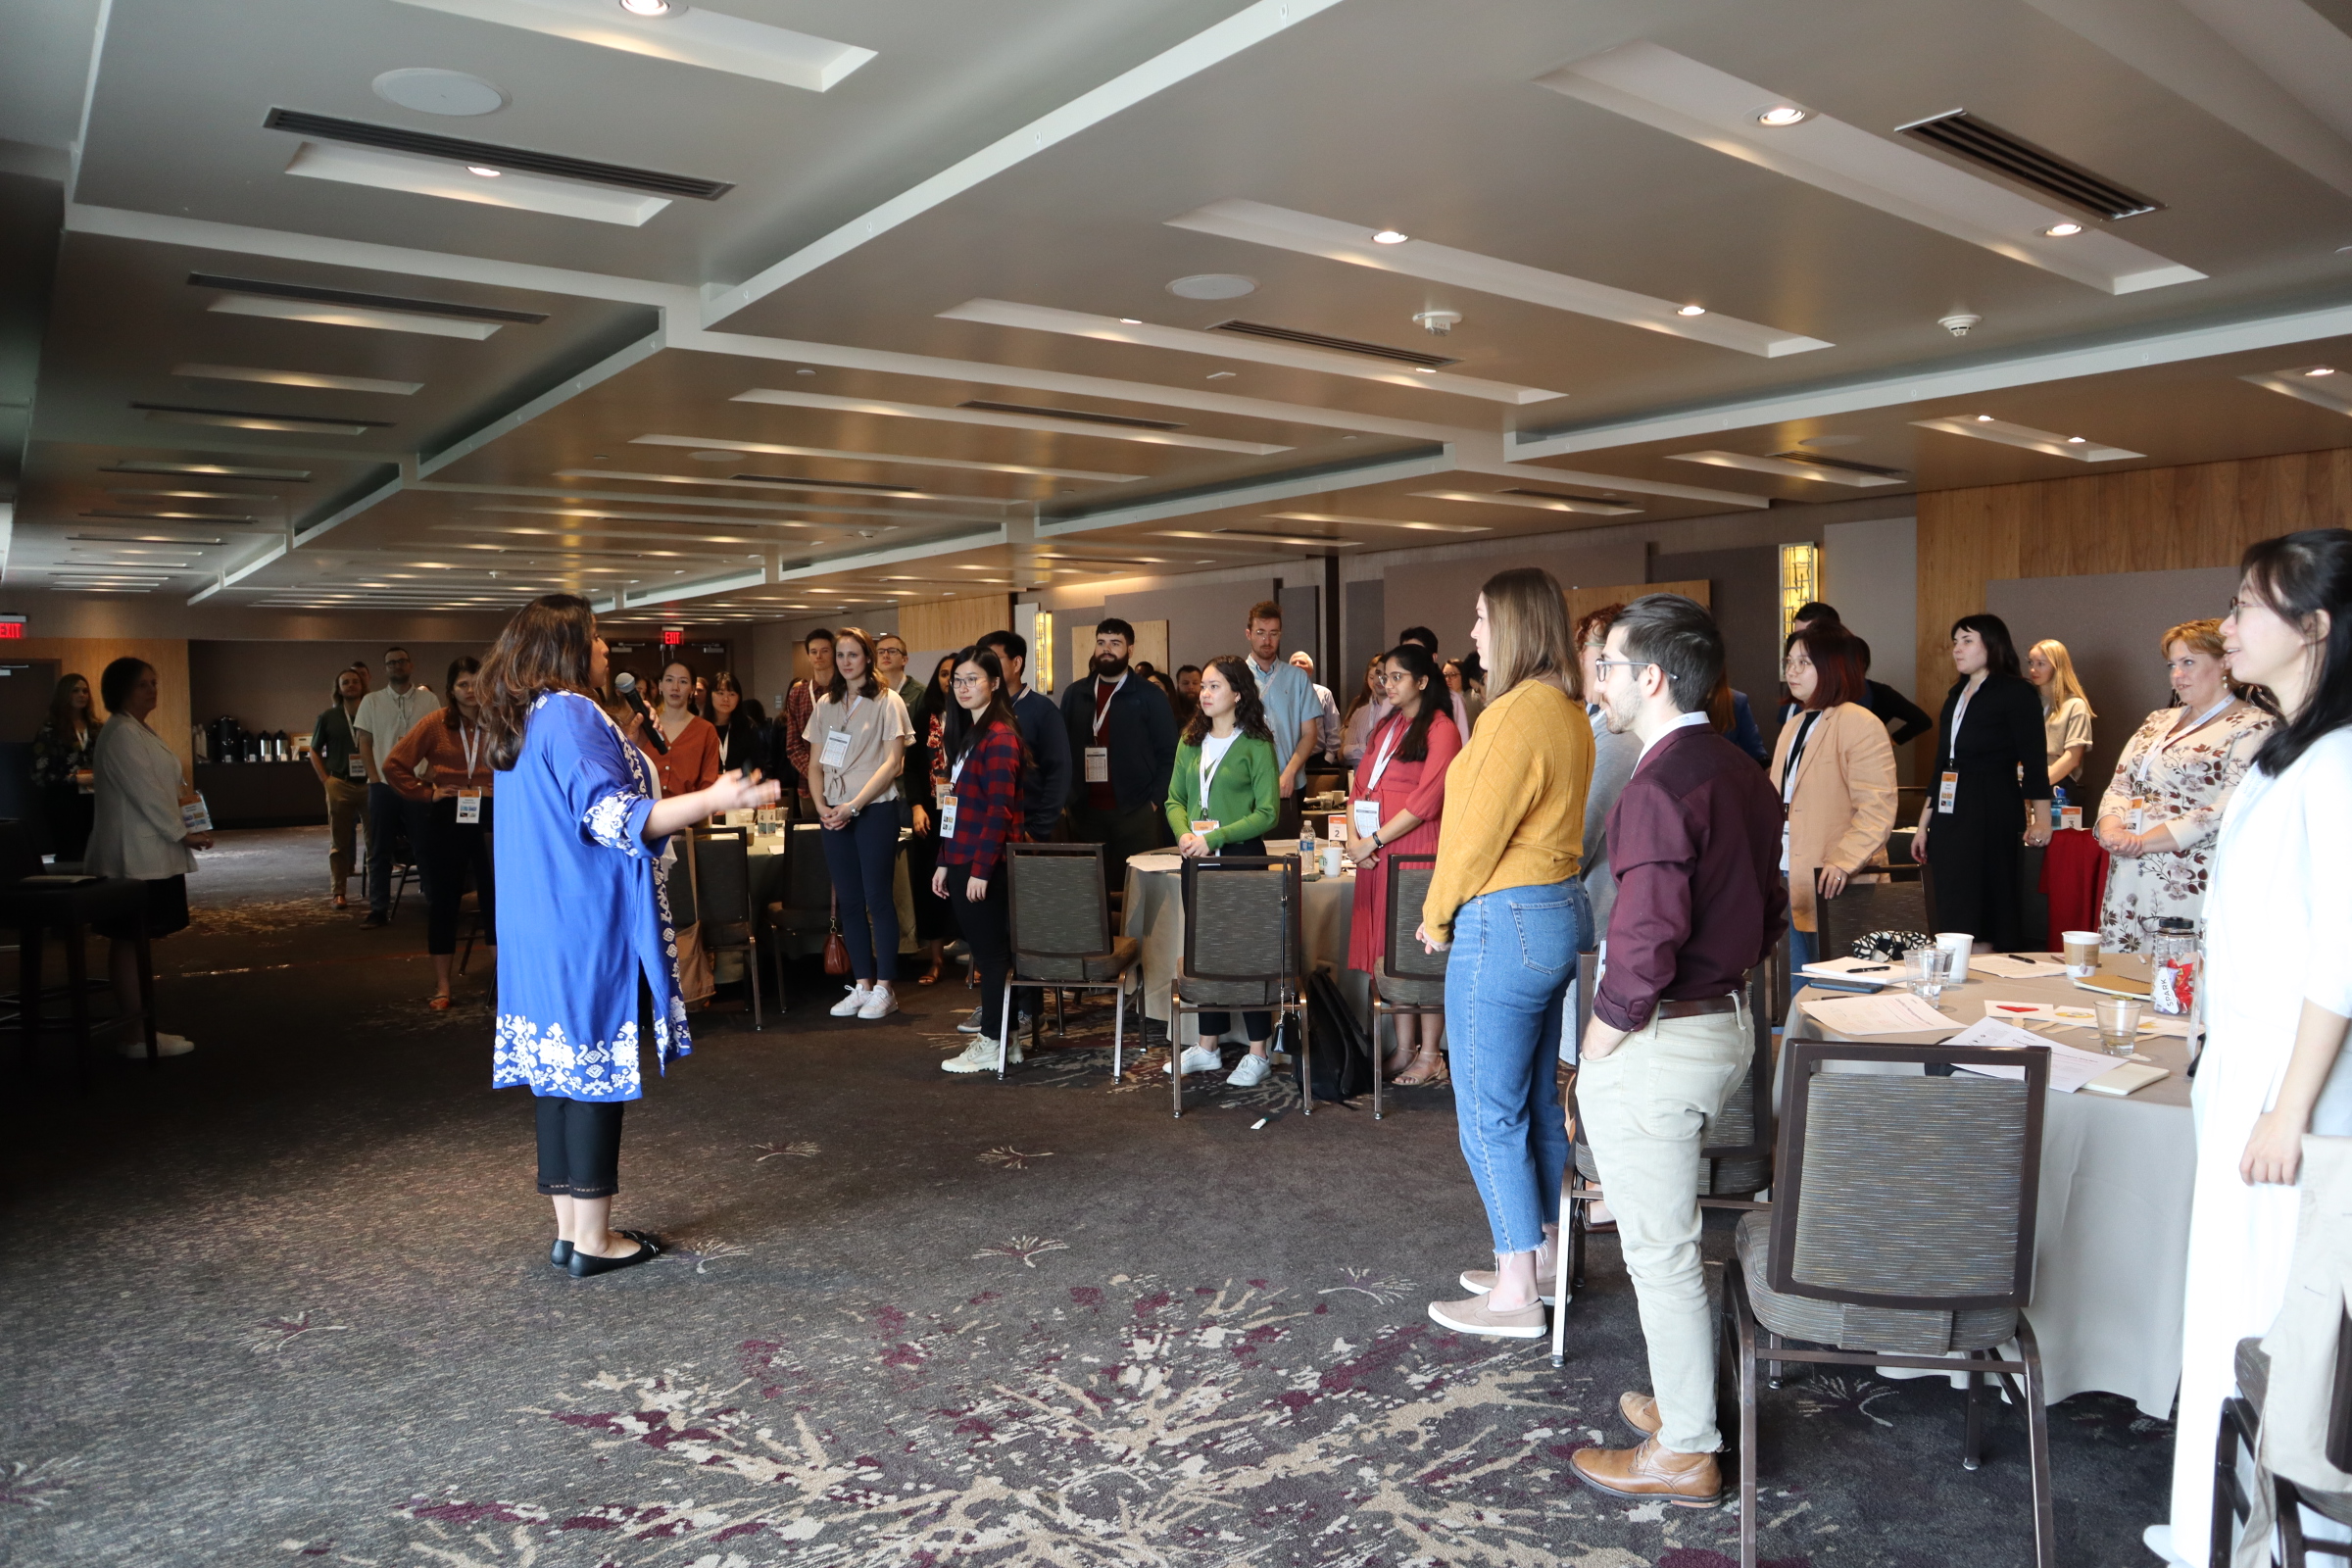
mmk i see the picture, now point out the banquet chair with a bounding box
[2215,1321,2352,1568]
[1001,844,1142,1080]
[1554,959,1776,1366]
[1812,865,1931,963]
[1368,852,1446,1122]
[761,823,834,1013]
[1726,1037,2055,1568]
[695,826,762,1030]
[1170,855,1305,1119]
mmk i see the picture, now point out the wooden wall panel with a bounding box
[1916,446,2352,720]
[14,637,194,775]
[897,595,1011,654]
[1565,578,1709,628]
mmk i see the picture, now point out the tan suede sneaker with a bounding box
[1426,1294,1546,1339]
[1570,1437,1723,1507]
[1619,1391,1662,1436]
[1456,1268,1557,1306]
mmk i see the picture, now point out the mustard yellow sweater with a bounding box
[1422,680,1593,942]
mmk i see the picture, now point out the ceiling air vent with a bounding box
[263,108,734,200]
[187,273,547,324]
[1210,319,1457,368]
[957,400,1185,431]
[731,473,924,494]
[1766,451,1913,480]
[1895,110,2162,220]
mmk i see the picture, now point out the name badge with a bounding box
[940,796,959,840]
[1189,817,1217,855]
[819,727,852,769]
[2058,805,2082,832]
[1084,745,1109,783]
[456,789,483,824]
[1936,770,1958,814]
[348,753,367,779]
[2127,796,2146,833]
[1351,799,1381,839]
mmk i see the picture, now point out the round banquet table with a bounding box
[1791,950,2192,1417]
[1119,852,1371,1034]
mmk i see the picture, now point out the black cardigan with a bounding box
[1935,672,2052,811]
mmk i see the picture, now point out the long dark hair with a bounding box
[707,670,746,732]
[2240,528,2352,776]
[824,627,881,704]
[1377,643,1446,763]
[48,673,94,737]
[1950,612,2023,680]
[440,656,482,730]
[1180,654,1276,747]
[479,594,598,770]
[941,647,1031,771]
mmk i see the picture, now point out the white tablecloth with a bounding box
[1792,954,2193,1417]
[1120,853,1369,1032]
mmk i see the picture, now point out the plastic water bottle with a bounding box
[1298,819,1319,879]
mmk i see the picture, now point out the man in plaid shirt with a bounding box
[781,628,833,806]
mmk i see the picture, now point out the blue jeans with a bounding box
[820,804,901,981]
[1788,925,1816,999]
[1446,879,1589,1255]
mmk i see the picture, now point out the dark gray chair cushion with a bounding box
[1374,972,1445,1007]
[1738,1211,2018,1355]
[1018,935,1142,983]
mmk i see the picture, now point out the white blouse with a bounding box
[86,713,196,881]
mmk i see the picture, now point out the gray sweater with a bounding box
[1579,706,1643,942]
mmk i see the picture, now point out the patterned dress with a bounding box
[2094,700,2274,952]
[492,691,689,1102]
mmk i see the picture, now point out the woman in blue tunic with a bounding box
[479,596,780,1278]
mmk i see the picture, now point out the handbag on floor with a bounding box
[1293,966,1375,1102]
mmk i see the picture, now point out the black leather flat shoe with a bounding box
[567,1232,661,1278]
[551,1239,573,1268]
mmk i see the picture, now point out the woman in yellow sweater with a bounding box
[1418,566,1593,1340]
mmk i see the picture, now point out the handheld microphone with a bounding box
[612,672,668,755]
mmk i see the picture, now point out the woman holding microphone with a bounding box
[479,595,778,1278]
[1418,567,1592,1340]
[384,657,498,1009]
[1344,642,1461,1084]
[1913,613,2052,953]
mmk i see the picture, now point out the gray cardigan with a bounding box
[1579,706,1643,940]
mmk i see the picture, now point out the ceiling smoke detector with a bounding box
[1412,309,1461,336]
[1938,312,1983,337]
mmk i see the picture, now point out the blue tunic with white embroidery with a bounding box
[491,691,689,1102]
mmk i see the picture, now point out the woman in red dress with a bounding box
[1344,643,1462,1084]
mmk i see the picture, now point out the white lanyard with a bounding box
[1363,716,1406,791]
[1944,678,1981,766]
[459,721,481,781]
[1091,675,1125,736]
[1199,733,1237,804]
[2133,697,2232,800]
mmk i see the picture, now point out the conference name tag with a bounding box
[2059,805,2082,832]
[1351,799,1381,840]
[819,727,852,769]
[1936,770,1958,814]
[940,796,959,840]
[179,790,213,835]
[2127,796,2147,833]
[455,789,482,824]
[348,753,367,779]
[1084,745,1109,784]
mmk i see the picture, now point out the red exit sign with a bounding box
[661,624,684,646]
[0,616,24,640]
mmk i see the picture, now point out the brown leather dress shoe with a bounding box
[1570,1437,1722,1508]
[1619,1391,1662,1436]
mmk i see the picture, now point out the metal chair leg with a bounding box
[1370,999,1385,1122]
[997,977,1015,1079]
[2017,1319,2057,1568]
[1054,986,1065,1037]
[1296,994,1312,1116]
[1963,1354,1985,1471]
[747,938,762,1031]
[1110,976,1126,1082]
[1549,1194,1574,1367]
[1729,1268,1761,1568]
[1171,1000,1186,1119]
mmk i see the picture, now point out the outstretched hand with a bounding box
[709,767,781,814]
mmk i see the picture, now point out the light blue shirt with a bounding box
[1248,654,1320,795]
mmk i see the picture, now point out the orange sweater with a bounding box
[383,710,497,801]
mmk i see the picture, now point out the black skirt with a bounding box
[95,874,190,942]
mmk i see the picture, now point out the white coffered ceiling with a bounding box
[3,0,2350,621]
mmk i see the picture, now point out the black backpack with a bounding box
[1288,966,1375,1103]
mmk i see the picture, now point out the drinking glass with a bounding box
[2093,996,2145,1057]
[1904,946,1951,1004]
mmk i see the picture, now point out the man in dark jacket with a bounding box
[1059,617,1178,891]
[977,628,1072,844]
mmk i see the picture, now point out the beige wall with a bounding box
[22,637,194,775]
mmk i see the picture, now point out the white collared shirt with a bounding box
[1637,710,1712,763]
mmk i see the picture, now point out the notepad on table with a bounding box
[1971,953,2074,980]
[1803,991,1959,1036]
[1798,956,1899,988]
[2073,968,2153,999]
[2083,1061,2171,1096]
[1944,1017,2118,1092]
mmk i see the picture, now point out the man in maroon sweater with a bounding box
[1571,593,1788,1509]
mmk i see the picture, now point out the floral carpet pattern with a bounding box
[0,830,2173,1567]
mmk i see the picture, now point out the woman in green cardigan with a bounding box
[1162,654,1283,1089]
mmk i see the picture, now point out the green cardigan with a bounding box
[1164,731,1281,850]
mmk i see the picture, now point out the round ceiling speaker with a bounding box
[371,69,510,117]
[1165,273,1257,301]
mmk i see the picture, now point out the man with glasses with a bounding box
[353,646,436,929]
[1569,594,1786,1510]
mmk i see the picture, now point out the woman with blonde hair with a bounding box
[2025,637,2095,789]
[1419,566,1593,1339]
[2093,617,2274,952]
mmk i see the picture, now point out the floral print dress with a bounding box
[2094,701,2275,952]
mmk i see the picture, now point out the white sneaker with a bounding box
[1164,1044,1223,1076]
[120,1033,194,1058]
[941,1040,995,1073]
[1225,1054,1272,1089]
[829,985,871,1017]
[856,985,899,1020]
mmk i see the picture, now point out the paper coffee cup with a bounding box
[2062,930,2101,977]
[1320,843,1343,879]
[1935,932,1974,983]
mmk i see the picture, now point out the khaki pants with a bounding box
[323,777,368,896]
[1576,1003,1748,1454]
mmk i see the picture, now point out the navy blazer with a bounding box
[1059,672,1179,816]
[1009,687,1072,840]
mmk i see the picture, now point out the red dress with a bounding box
[1346,710,1462,972]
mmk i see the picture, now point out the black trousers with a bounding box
[1067,800,1167,894]
[1929,800,2027,953]
[1189,838,1271,1041]
[535,1097,625,1199]
[949,869,1012,1036]
[366,783,429,915]
[422,798,495,956]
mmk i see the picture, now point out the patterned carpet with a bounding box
[0,829,2174,1566]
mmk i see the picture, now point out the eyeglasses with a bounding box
[1591,658,1655,677]
[950,674,989,691]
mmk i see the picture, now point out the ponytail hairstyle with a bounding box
[1379,643,1446,763]
[477,594,599,770]
[2238,528,2352,776]
[1179,654,1275,748]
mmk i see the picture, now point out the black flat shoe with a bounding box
[567,1231,661,1278]
[550,1239,573,1268]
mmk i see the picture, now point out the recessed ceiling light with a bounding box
[1371,229,1409,244]
[618,0,670,14]
[466,165,502,177]
[1676,304,1707,317]
[2067,435,2086,443]
[1755,105,1808,126]
[1977,414,1994,421]
[1205,370,1236,379]
[2043,221,2084,237]
[2307,367,2338,377]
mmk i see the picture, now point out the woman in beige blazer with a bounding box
[1771,623,1897,982]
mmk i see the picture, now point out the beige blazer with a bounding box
[1769,701,1897,932]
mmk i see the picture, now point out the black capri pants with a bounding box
[1191,838,1271,1041]
[530,980,650,1199]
